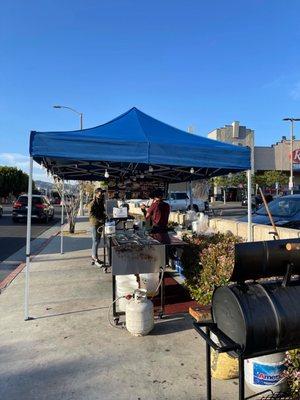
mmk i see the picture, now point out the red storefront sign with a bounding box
[292,149,300,163]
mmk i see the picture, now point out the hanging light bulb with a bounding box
[140,173,144,179]
[190,167,195,174]
[148,165,153,173]
[104,169,109,178]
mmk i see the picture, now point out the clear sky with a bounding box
[1,0,300,179]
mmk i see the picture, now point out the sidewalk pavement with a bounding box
[0,218,240,400]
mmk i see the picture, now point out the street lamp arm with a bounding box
[53,105,82,116]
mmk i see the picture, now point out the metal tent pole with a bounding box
[24,156,33,320]
[247,170,253,242]
[60,180,65,254]
[189,180,193,209]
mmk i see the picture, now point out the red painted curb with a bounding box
[0,231,60,293]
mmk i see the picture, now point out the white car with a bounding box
[166,192,207,212]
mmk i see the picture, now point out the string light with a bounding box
[104,169,109,178]
[148,165,153,172]
[190,167,195,174]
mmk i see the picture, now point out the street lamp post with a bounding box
[283,118,300,195]
[53,105,83,130]
[53,105,85,215]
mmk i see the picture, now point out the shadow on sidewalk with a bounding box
[45,237,92,254]
[32,305,109,320]
[151,315,192,335]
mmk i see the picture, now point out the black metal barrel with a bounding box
[212,281,300,358]
[231,238,300,282]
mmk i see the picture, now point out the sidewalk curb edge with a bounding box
[0,231,60,294]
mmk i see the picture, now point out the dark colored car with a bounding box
[241,195,273,209]
[240,195,300,229]
[12,195,54,223]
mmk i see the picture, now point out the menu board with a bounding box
[107,179,166,200]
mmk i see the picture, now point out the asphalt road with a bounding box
[0,205,60,263]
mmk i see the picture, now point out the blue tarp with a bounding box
[30,107,250,181]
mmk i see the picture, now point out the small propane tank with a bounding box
[126,289,154,336]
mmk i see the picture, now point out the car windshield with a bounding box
[171,193,188,200]
[18,196,43,205]
[256,198,300,217]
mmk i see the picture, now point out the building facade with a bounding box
[254,137,300,188]
[208,121,255,171]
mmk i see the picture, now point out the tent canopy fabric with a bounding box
[30,107,251,182]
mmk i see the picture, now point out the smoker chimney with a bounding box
[232,121,240,138]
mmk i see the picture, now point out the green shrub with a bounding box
[181,232,241,305]
[284,349,300,396]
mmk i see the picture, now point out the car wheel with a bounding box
[187,204,199,212]
[43,215,49,223]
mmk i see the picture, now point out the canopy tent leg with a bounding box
[24,156,33,321]
[189,181,193,209]
[60,180,65,255]
[78,185,84,216]
[247,170,253,242]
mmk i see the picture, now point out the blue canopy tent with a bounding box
[24,107,252,320]
[30,107,250,182]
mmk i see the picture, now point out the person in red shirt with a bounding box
[141,189,170,233]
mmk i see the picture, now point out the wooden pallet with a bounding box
[189,305,211,321]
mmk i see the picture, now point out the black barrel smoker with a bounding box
[193,238,300,400]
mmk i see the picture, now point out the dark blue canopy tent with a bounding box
[24,108,253,320]
[30,107,250,182]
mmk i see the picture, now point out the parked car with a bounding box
[241,194,273,209]
[166,191,207,212]
[0,204,3,218]
[241,195,262,209]
[240,195,300,229]
[12,195,54,222]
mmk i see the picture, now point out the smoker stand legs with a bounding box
[239,356,245,400]
[206,327,212,400]
[201,325,244,400]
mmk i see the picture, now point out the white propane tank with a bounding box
[139,273,160,297]
[245,353,287,394]
[126,289,154,336]
[116,275,139,312]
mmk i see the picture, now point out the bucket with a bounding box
[105,221,115,235]
[245,353,287,394]
[210,333,238,380]
[140,273,160,297]
[116,275,139,312]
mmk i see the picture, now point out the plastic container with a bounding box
[126,289,154,336]
[192,213,209,234]
[116,275,139,312]
[174,258,184,277]
[104,221,116,235]
[245,353,287,394]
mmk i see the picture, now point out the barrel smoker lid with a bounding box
[212,286,247,349]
